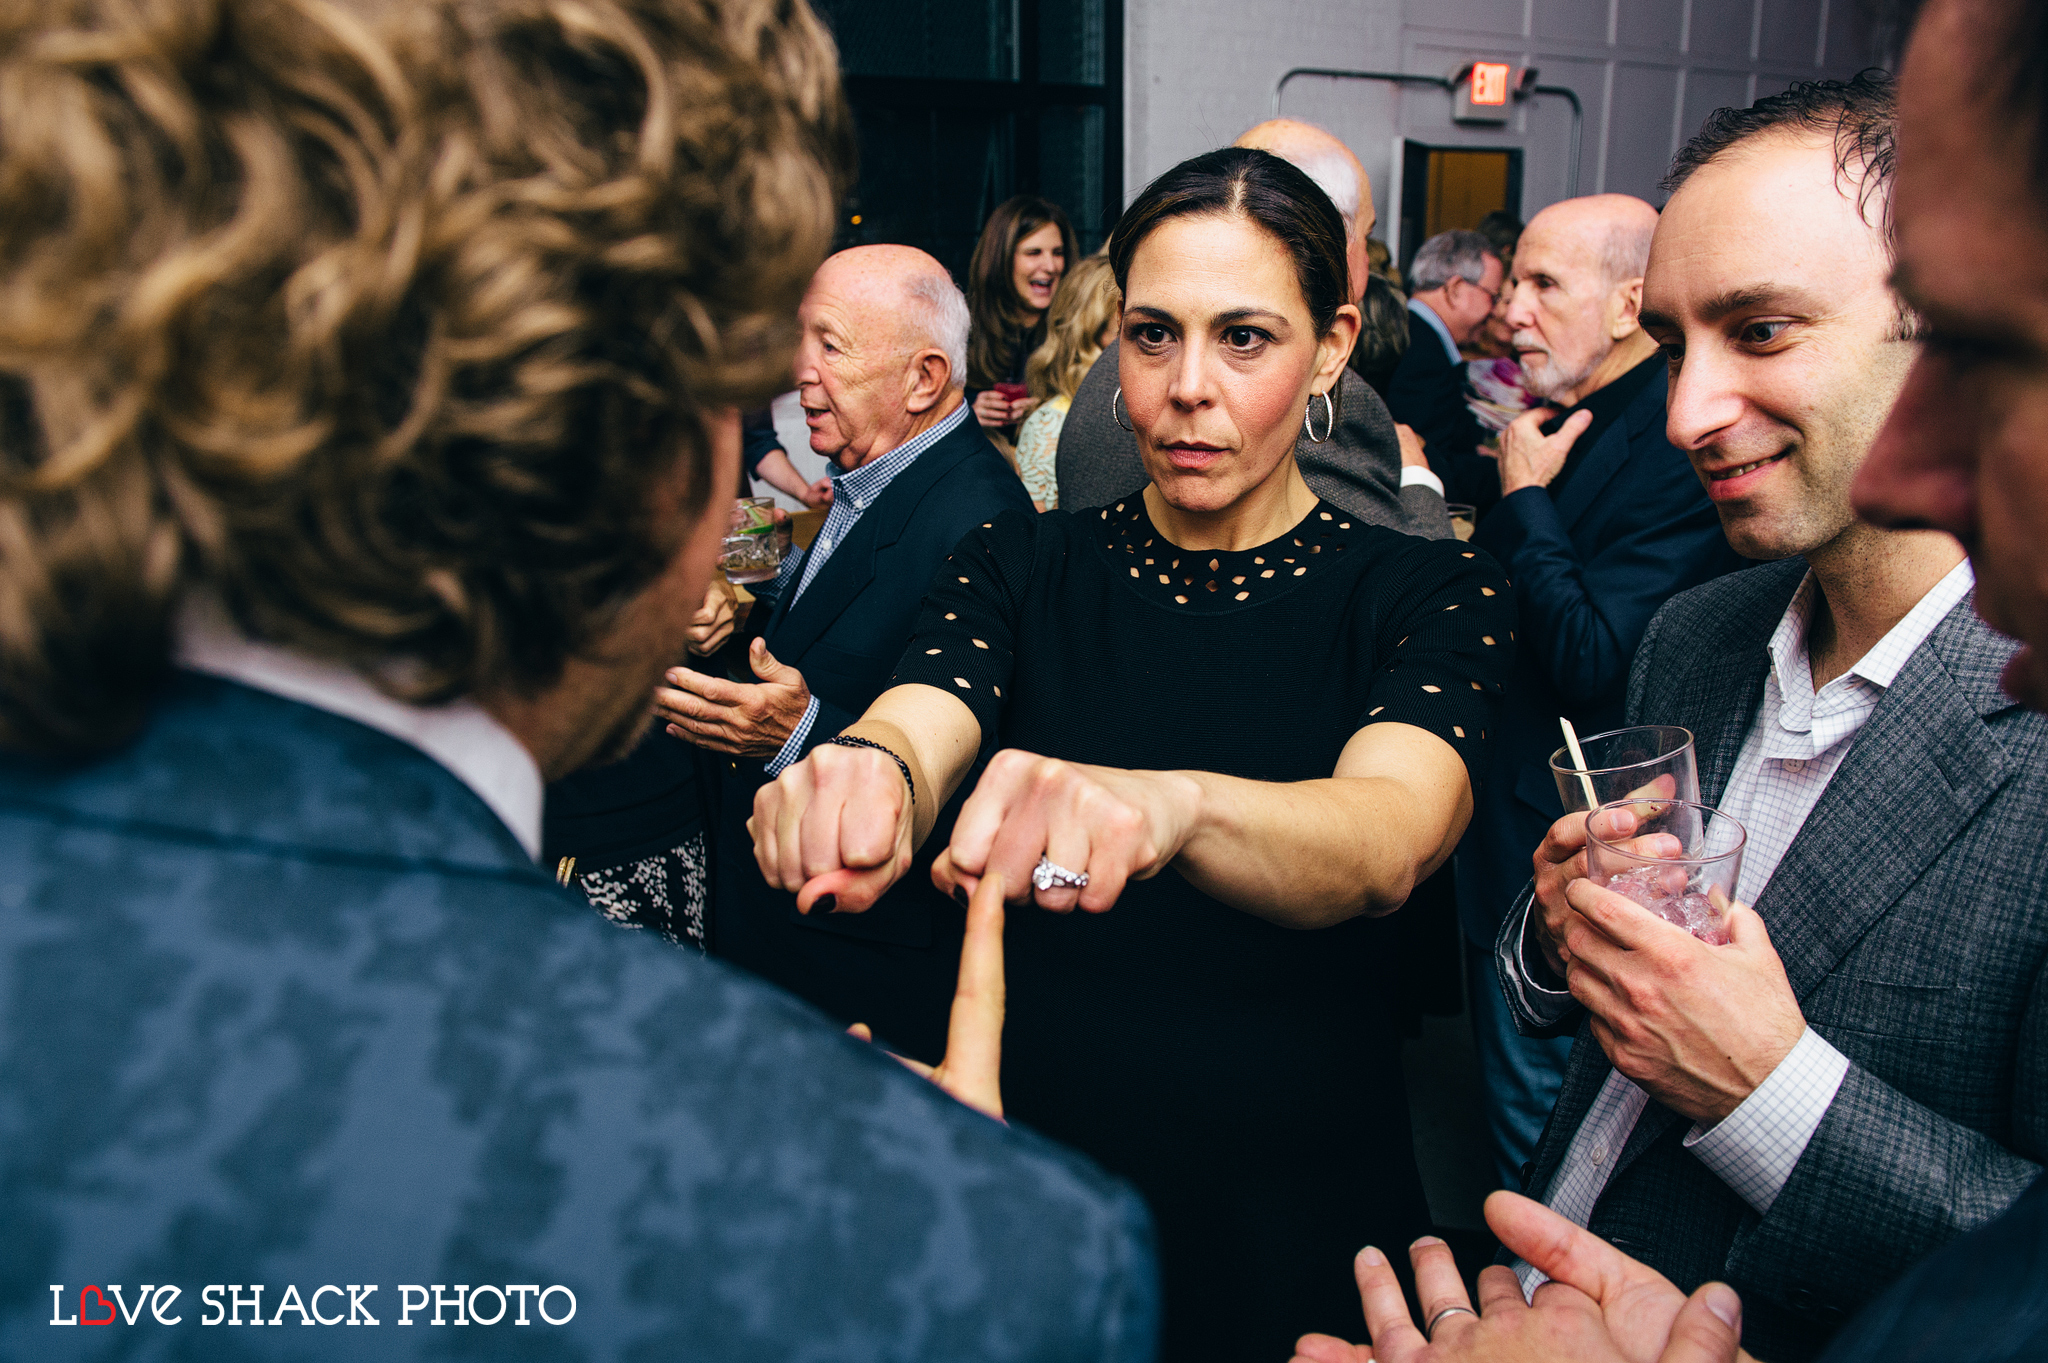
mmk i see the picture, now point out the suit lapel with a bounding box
[1548,368,1669,529]
[767,515,879,661]
[1751,597,2015,1000]
[766,421,981,661]
[1689,633,1777,808]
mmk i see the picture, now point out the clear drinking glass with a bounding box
[1550,724,1699,814]
[1585,799,1746,944]
[718,496,783,584]
[1445,503,1477,541]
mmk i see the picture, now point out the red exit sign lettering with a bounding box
[1469,62,1511,106]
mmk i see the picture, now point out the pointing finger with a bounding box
[939,871,1006,1120]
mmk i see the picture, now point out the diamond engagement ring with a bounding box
[1032,854,1089,891]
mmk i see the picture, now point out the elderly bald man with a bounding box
[659,244,1032,1062]
[1057,121,1451,538]
[1455,195,1746,1193]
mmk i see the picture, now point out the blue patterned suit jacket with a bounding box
[0,673,1158,1359]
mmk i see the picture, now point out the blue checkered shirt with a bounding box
[764,401,973,774]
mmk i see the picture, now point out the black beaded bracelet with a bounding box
[825,735,916,808]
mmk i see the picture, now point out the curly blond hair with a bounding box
[1024,253,1119,405]
[0,0,849,755]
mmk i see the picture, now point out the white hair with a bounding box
[902,269,970,389]
[1283,141,1362,234]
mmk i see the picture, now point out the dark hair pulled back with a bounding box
[1106,146,1352,372]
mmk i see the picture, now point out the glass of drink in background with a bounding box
[1585,799,1746,944]
[1550,724,1699,814]
[719,496,783,584]
[1445,503,1477,542]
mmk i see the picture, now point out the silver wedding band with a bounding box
[1032,854,1089,892]
[1425,1305,1477,1340]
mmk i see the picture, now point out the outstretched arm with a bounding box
[748,681,982,913]
[933,720,1472,928]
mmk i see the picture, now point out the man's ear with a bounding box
[904,348,951,414]
[1612,276,1646,339]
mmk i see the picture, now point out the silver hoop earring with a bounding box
[1304,390,1335,443]
[1111,385,1134,433]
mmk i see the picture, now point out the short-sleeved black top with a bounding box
[891,493,1515,1362]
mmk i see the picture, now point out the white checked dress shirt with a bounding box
[1516,558,1976,1295]
[764,400,972,774]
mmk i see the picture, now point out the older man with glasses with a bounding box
[1386,228,1506,509]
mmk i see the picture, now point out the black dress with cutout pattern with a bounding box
[889,494,1517,1362]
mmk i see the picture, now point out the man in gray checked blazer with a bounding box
[1491,76,2048,1362]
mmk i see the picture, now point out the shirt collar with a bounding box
[1408,297,1463,367]
[831,399,969,510]
[1849,557,1976,688]
[1768,557,1977,703]
[174,597,545,861]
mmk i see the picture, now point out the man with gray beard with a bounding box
[1455,194,1746,1196]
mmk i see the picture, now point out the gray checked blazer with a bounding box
[1493,557,2048,1362]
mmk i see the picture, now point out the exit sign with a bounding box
[1470,62,1511,105]
[1453,61,1517,124]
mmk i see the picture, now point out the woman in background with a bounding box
[1014,254,1119,510]
[965,194,1076,441]
[1349,271,1410,399]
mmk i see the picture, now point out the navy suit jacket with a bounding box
[0,674,1157,1360]
[1820,1171,2048,1363]
[1383,309,1497,511]
[1454,364,1746,945]
[710,412,1033,1063]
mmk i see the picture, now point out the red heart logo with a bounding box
[80,1286,115,1324]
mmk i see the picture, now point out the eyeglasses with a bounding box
[1454,276,1505,307]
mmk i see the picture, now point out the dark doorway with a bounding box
[811,0,1123,284]
[1399,143,1523,274]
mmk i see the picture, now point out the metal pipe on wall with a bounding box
[1272,66,1583,200]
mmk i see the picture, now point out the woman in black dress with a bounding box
[750,148,1516,1361]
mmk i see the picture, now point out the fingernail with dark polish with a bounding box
[812,894,836,915]
[952,886,969,907]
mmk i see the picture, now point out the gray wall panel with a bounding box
[1606,62,1685,199]
[1124,0,1878,220]
[1617,0,1684,54]
[1535,0,1614,44]
[1758,0,1826,65]
[1679,67,1758,152]
[1689,0,1762,60]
